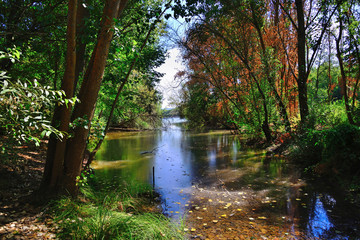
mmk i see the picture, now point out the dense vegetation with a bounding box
[1,0,168,195]
[171,0,360,192]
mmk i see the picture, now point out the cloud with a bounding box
[156,48,185,108]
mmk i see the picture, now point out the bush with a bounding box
[308,100,348,128]
[293,123,360,176]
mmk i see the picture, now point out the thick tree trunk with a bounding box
[295,0,309,125]
[74,1,89,93]
[41,0,128,196]
[41,0,77,192]
[62,0,127,195]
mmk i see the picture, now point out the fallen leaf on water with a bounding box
[221,214,227,218]
[258,216,267,220]
[190,228,196,232]
[237,208,242,211]
[295,198,301,201]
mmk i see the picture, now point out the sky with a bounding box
[155,11,188,109]
[156,47,185,109]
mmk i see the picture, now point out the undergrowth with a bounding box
[51,178,184,240]
[290,123,360,201]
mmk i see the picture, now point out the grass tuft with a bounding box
[51,180,184,239]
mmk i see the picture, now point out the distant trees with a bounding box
[176,0,360,136]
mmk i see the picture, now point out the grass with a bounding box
[51,177,184,240]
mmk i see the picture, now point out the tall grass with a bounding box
[52,179,184,240]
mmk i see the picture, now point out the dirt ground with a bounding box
[0,141,56,239]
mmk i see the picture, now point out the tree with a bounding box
[41,0,129,195]
[277,0,338,125]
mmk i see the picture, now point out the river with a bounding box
[93,117,360,239]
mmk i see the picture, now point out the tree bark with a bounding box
[295,0,309,125]
[41,0,77,192]
[74,1,89,93]
[41,0,128,196]
[62,0,127,195]
[335,16,354,125]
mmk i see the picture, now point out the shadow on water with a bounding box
[94,117,360,239]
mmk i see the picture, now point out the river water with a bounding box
[94,117,360,239]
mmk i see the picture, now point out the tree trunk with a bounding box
[335,17,354,125]
[41,0,128,196]
[62,0,127,195]
[85,4,170,168]
[295,0,309,126]
[250,4,292,133]
[41,0,77,193]
[74,1,89,93]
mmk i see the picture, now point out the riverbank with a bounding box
[276,124,360,206]
[0,140,184,240]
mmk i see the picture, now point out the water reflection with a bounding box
[94,117,360,239]
[308,197,333,238]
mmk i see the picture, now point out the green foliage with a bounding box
[0,76,66,146]
[76,169,95,187]
[87,115,107,151]
[292,123,360,176]
[98,71,163,129]
[52,180,184,240]
[178,82,229,130]
[308,100,348,128]
[162,108,180,118]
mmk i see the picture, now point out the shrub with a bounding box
[293,123,360,176]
